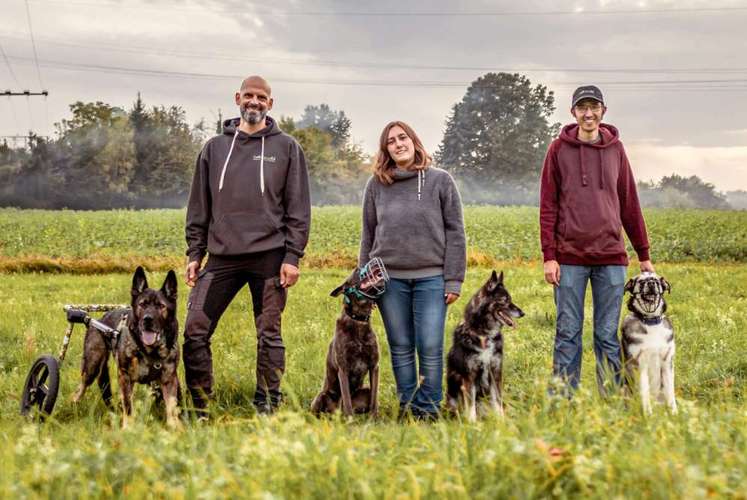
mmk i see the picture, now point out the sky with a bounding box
[2,0,747,190]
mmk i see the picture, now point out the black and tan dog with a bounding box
[310,269,380,417]
[446,271,524,421]
[72,267,181,428]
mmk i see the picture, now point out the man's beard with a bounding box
[241,106,267,125]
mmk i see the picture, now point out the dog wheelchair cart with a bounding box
[19,304,129,418]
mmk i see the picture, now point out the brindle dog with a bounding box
[310,269,379,417]
[72,267,181,428]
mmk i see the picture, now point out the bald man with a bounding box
[183,75,311,417]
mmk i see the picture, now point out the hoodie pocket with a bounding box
[559,200,624,257]
[210,211,283,253]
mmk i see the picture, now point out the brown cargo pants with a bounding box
[182,250,287,411]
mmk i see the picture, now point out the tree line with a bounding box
[0,73,741,209]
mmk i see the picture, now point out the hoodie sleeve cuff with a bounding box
[636,248,651,262]
[283,252,300,267]
[542,249,557,262]
[445,280,462,295]
[187,250,205,264]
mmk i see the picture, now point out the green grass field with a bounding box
[2,263,746,498]
[1,207,746,273]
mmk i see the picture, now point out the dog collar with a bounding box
[639,315,663,326]
[344,303,371,322]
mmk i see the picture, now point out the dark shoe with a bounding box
[412,408,439,422]
[189,387,212,420]
[254,401,277,416]
[253,389,282,415]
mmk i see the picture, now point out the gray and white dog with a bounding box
[621,272,676,414]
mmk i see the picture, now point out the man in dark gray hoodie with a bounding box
[183,75,311,416]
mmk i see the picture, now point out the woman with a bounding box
[359,120,466,419]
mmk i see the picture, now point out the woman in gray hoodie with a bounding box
[359,121,466,419]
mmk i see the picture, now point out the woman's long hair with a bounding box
[373,121,432,185]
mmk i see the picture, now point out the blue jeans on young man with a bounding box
[552,264,627,394]
[377,275,447,416]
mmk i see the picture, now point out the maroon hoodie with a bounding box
[539,123,650,266]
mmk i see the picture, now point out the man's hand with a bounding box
[445,293,459,305]
[544,260,560,285]
[185,261,201,288]
[280,263,300,288]
[640,260,655,273]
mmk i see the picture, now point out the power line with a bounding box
[24,0,747,17]
[2,33,747,76]
[24,0,44,90]
[7,54,747,91]
[0,41,21,86]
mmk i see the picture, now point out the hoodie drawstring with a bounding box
[579,147,588,187]
[260,136,265,195]
[418,169,424,200]
[218,130,239,191]
[578,146,604,189]
[218,130,266,195]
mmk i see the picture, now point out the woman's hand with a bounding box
[445,293,460,305]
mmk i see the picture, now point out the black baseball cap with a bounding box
[572,85,604,107]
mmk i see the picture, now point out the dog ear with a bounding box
[132,266,148,297]
[486,270,503,293]
[660,277,671,294]
[330,284,345,297]
[161,270,178,302]
[624,278,636,293]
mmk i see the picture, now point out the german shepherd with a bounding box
[446,271,524,421]
[310,268,380,417]
[621,272,676,414]
[72,267,181,428]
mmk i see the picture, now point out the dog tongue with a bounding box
[499,312,515,327]
[142,331,157,346]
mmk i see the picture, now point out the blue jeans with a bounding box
[552,265,626,394]
[377,275,447,415]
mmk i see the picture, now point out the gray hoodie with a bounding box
[186,116,311,266]
[359,167,466,295]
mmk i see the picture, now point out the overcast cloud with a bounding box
[2,0,747,190]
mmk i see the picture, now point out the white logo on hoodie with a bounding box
[253,154,276,163]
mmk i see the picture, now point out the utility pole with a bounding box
[2,90,50,147]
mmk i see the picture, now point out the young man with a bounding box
[183,75,311,415]
[539,85,654,394]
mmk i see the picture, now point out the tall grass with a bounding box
[1,264,746,497]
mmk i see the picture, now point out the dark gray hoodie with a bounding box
[186,116,311,266]
[359,167,466,295]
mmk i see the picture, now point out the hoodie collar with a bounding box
[559,123,619,189]
[559,123,619,149]
[223,115,281,139]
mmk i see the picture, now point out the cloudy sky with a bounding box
[2,0,747,190]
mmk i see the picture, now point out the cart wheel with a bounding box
[20,355,60,419]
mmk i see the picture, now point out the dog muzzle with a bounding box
[345,257,389,301]
[630,273,665,314]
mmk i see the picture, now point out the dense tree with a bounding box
[637,175,731,209]
[297,104,352,148]
[436,72,559,204]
